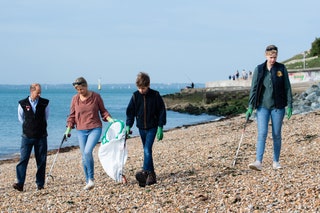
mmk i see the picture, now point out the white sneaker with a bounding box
[273,162,282,170]
[248,161,262,171]
[83,179,94,190]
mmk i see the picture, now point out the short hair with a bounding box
[72,77,88,88]
[265,45,278,54]
[30,83,41,91]
[136,72,150,87]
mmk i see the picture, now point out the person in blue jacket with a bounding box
[246,45,292,171]
[126,72,167,187]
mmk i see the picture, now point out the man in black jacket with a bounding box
[13,83,49,191]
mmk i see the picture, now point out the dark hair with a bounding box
[136,72,150,87]
[265,45,278,52]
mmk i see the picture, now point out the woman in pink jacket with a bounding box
[65,77,114,190]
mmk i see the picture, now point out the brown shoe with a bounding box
[13,183,23,192]
[135,170,148,187]
[146,172,157,186]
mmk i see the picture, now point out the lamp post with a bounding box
[303,51,306,70]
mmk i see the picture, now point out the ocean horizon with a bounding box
[0,83,220,160]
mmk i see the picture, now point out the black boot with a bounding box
[135,170,148,187]
[146,171,157,186]
[12,183,24,192]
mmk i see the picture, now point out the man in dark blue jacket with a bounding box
[126,72,166,187]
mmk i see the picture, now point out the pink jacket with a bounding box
[67,92,111,130]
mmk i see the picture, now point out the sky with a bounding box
[0,0,319,85]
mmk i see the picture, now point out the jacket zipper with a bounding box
[143,95,147,128]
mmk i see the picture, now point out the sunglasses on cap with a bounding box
[72,81,86,86]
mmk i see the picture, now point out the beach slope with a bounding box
[1,110,320,212]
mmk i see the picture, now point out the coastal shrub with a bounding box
[310,37,320,57]
[163,89,249,117]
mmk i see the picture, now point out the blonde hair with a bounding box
[72,77,88,88]
[30,83,41,91]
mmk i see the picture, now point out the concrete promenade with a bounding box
[205,79,251,88]
[206,67,320,89]
[204,79,317,95]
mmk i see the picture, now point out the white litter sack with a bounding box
[98,120,128,182]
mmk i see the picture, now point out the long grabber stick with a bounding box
[121,129,132,184]
[46,134,68,183]
[232,118,249,167]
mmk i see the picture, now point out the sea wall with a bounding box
[205,68,320,88]
[205,79,251,88]
[288,68,320,83]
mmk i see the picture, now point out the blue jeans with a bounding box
[16,136,47,187]
[139,127,157,172]
[77,127,102,183]
[256,107,285,163]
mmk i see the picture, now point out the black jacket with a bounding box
[19,97,49,138]
[250,61,287,109]
[126,88,166,129]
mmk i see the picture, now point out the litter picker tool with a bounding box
[46,134,69,183]
[232,117,249,167]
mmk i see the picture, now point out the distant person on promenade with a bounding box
[186,82,194,89]
[65,77,114,190]
[236,70,240,80]
[13,83,49,191]
[242,69,248,80]
[246,45,292,171]
[126,72,167,187]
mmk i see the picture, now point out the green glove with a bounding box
[156,127,163,141]
[107,116,114,123]
[65,127,71,137]
[126,126,131,138]
[287,107,292,120]
[245,107,253,121]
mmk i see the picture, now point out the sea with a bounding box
[0,83,220,160]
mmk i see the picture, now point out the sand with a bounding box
[1,110,320,212]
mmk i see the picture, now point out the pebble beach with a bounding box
[1,109,320,212]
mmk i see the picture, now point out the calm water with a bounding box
[0,84,220,160]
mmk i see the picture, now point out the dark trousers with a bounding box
[139,127,157,172]
[16,136,47,187]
